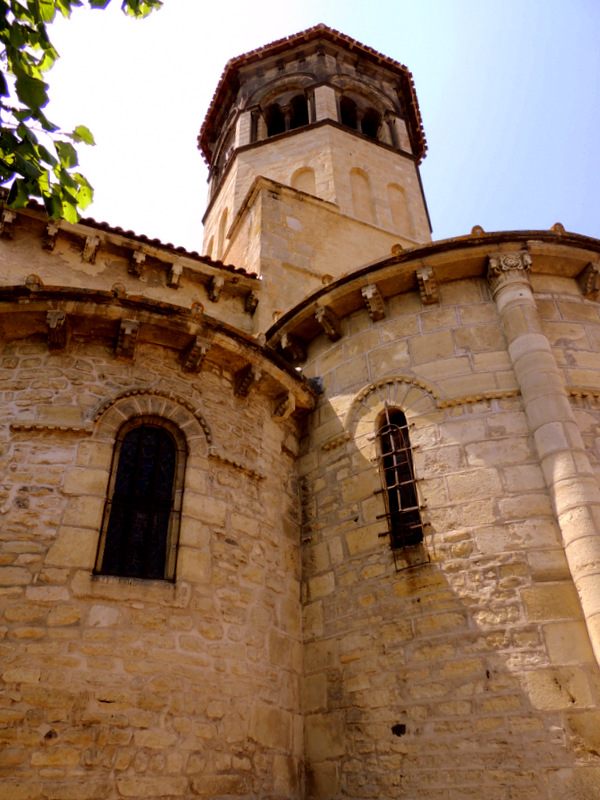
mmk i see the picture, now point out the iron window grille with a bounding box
[376,407,424,550]
[95,417,187,581]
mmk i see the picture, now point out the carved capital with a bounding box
[487,251,532,294]
[578,262,600,300]
[279,333,306,364]
[361,284,386,321]
[234,364,261,397]
[115,319,139,359]
[46,310,67,351]
[181,336,211,373]
[315,305,341,341]
[416,265,438,305]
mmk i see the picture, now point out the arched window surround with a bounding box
[94,415,187,582]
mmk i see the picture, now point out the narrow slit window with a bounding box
[95,418,186,581]
[377,408,423,549]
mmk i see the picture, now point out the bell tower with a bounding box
[198,24,431,330]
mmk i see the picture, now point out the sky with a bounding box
[44,0,600,253]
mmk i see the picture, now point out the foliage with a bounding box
[0,0,161,222]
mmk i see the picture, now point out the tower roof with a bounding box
[198,23,427,164]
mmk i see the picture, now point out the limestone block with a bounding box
[62,495,104,528]
[411,330,455,364]
[526,548,570,582]
[544,621,595,665]
[63,468,108,497]
[309,571,335,599]
[303,672,328,712]
[182,492,227,526]
[522,667,594,709]
[175,548,211,583]
[248,700,292,750]
[446,469,502,503]
[117,777,188,797]
[45,526,98,569]
[345,525,381,555]
[305,711,345,760]
[0,566,32,585]
[305,761,338,800]
[521,583,582,622]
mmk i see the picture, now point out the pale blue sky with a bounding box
[47,0,600,252]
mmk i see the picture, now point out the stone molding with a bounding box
[487,251,532,295]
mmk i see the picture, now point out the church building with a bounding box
[2,24,600,800]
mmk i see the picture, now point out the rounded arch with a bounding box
[388,183,414,237]
[344,375,440,461]
[330,75,396,116]
[248,72,316,109]
[291,166,316,196]
[350,167,375,224]
[217,208,229,259]
[93,389,212,454]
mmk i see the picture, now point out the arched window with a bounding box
[291,166,316,196]
[377,408,423,549]
[266,103,286,136]
[388,183,414,237]
[340,96,358,130]
[289,94,308,129]
[361,107,381,139]
[350,168,376,224]
[95,418,187,581]
[217,208,228,260]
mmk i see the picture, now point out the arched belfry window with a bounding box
[377,408,423,549]
[340,96,358,130]
[95,417,187,581]
[290,94,308,129]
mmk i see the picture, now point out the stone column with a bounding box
[488,250,600,664]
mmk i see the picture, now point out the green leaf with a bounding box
[55,140,78,168]
[70,124,95,145]
[43,190,62,218]
[15,72,49,111]
[7,178,32,208]
[38,0,57,22]
[74,171,93,208]
[59,167,78,189]
[37,144,58,167]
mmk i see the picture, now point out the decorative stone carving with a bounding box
[181,336,211,373]
[129,250,146,276]
[208,275,225,302]
[42,221,60,250]
[245,290,259,314]
[315,305,341,341]
[25,274,43,291]
[470,225,485,236]
[234,364,261,397]
[391,243,404,257]
[82,235,100,263]
[487,251,532,294]
[115,319,139,359]
[279,332,306,363]
[46,310,67,350]
[273,391,295,420]
[0,209,16,239]
[577,262,600,300]
[361,284,386,321]
[167,261,183,288]
[416,265,438,305]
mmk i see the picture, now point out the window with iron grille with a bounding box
[377,407,423,549]
[95,417,187,581]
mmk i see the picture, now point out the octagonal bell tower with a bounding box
[199,24,432,331]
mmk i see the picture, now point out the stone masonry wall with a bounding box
[0,337,304,800]
[299,276,600,799]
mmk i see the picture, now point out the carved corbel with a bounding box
[315,306,341,341]
[0,210,16,239]
[273,391,295,421]
[42,221,60,251]
[279,332,306,363]
[487,251,532,295]
[208,275,225,302]
[167,261,183,288]
[234,364,261,397]
[416,265,438,305]
[82,235,100,263]
[361,284,386,321]
[181,335,211,373]
[115,319,139,359]
[46,310,67,351]
[578,262,600,300]
[129,251,146,276]
[245,290,259,315]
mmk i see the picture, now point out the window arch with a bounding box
[340,96,358,130]
[350,167,376,224]
[217,208,228,260]
[95,417,187,581]
[289,94,308,129]
[291,166,316,196]
[266,103,286,136]
[361,107,381,139]
[377,408,423,549]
